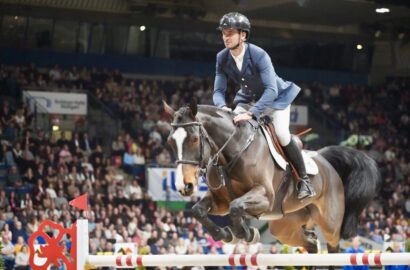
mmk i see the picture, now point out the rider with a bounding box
[213,12,315,200]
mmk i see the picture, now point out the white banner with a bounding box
[24,91,88,115]
[147,168,208,201]
[290,105,308,126]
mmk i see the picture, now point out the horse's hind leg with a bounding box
[228,185,270,242]
[327,244,340,270]
[269,209,319,253]
[270,210,319,270]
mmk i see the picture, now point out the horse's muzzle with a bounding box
[180,183,194,196]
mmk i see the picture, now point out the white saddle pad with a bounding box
[261,126,318,175]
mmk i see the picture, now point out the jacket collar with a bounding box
[227,43,250,75]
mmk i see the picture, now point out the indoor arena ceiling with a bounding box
[0,0,409,42]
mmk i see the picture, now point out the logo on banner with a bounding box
[28,220,77,270]
[290,105,308,126]
[290,108,299,123]
[162,170,208,192]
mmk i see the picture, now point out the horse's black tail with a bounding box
[318,146,381,239]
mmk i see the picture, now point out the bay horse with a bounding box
[164,101,380,254]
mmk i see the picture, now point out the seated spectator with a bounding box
[12,142,23,167]
[46,182,57,199]
[14,244,29,270]
[343,236,369,270]
[0,190,10,210]
[125,179,143,200]
[13,109,26,133]
[19,193,32,211]
[122,148,136,173]
[74,134,86,155]
[7,165,23,188]
[32,179,46,206]
[385,242,410,270]
[12,221,28,243]
[0,101,14,127]
[1,223,12,242]
[0,235,15,270]
[112,134,126,156]
[155,148,172,166]
[13,236,25,254]
[48,64,62,82]
[68,166,85,184]
[134,147,145,165]
[54,190,68,209]
[8,191,19,212]
[21,167,36,185]
[59,144,73,163]
[81,132,94,154]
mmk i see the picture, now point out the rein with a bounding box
[172,118,258,192]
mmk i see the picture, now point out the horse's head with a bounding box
[163,100,212,196]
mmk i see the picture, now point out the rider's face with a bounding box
[222,29,245,49]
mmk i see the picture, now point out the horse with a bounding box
[163,100,381,255]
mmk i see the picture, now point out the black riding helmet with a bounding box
[217,12,251,39]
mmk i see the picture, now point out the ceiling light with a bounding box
[140,25,146,31]
[14,16,19,20]
[398,33,405,40]
[374,30,381,38]
[356,44,363,50]
[375,8,390,13]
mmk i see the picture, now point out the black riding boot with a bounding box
[283,139,316,200]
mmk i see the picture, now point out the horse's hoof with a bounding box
[248,227,260,244]
[222,227,239,244]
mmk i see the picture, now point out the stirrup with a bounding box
[297,178,316,200]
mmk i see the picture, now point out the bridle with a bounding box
[171,117,257,192]
[171,120,237,168]
[171,121,212,167]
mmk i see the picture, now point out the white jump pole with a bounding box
[77,219,89,270]
[87,253,410,268]
[77,219,410,269]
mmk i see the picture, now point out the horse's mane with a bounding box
[198,105,231,118]
[175,104,232,119]
[175,104,254,133]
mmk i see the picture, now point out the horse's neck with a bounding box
[198,111,251,159]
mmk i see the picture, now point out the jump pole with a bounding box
[76,219,410,269]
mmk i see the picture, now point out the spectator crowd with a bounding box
[0,63,409,269]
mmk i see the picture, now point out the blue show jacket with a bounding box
[213,43,301,117]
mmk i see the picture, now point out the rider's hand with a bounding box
[222,106,232,112]
[233,112,253,124]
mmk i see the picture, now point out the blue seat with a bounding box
[16,186,30,197]
[4,186,15,195]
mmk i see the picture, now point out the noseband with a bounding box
[171,121,210,167]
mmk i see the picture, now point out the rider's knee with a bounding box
[276,129,291,146]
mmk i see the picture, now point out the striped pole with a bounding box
[87,253,410,268]
[77,220,409,269]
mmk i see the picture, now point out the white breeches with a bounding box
[234,105,291,146]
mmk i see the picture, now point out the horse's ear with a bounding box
[189,98,198,117]
[162,100,175,118]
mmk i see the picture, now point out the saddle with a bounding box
[258,115,318,176]
[258,116,318,220]
[259,116,301,180]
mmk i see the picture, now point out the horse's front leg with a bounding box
[229,185,270,243]
[191,192,234,242]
